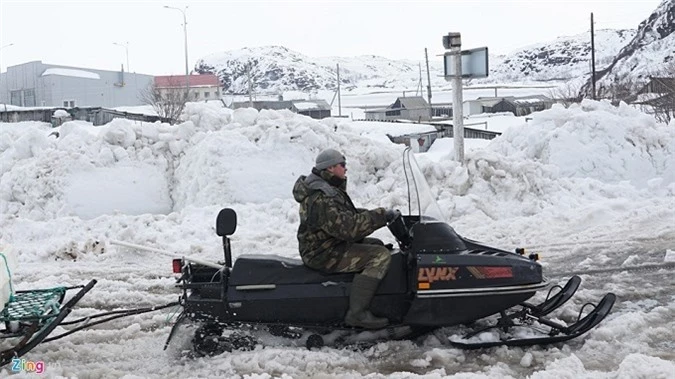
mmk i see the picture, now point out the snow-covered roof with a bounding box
[634,92,663,103]
[41,68,100,80]
[395,96,428,109]
[495,95,553,106]
[473,97,514,107]
[292,100,330,111]
[292,102,320,111]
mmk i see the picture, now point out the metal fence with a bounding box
[0,107,171,127]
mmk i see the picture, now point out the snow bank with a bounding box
[0,101,673,377]
[0,119,183,220]
[2,101,673,233]
[490,100,675,187]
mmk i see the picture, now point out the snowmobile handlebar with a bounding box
[387,213,412,250]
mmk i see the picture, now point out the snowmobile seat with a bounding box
[229,255,355,286]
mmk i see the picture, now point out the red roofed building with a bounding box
[154,74,221,101]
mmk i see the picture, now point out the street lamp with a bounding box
[113,42,130,73]
[1,43,15,72]
[164,5,190,98]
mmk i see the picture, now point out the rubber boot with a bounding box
[345,274,389,329]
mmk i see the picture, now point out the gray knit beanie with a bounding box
[315,148,346,170]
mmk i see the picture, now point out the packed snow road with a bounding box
[3,238,673,378]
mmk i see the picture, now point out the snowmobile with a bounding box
[166,148,616,354]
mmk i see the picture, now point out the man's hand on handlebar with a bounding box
[385,209,401,223]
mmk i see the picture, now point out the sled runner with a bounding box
[0,280,97,366]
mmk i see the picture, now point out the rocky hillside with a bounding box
[583,0,674,97]
[194,46,438,94]
[194,2,671,95]
[489,29,635,82]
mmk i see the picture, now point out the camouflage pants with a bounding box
[332,237,391,280]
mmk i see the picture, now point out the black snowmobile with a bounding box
[166,148,615,354]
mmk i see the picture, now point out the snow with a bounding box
[1,100,674,378]
[347,120,437,142]
[41,67,101,80]
[425,138,491,162]
[53,109,69,118]
[113,104,158,116]
[198,27,641,95]
[292,101,322,111]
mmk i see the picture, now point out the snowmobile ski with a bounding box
[523,275,581,317]
[448,292,616,349]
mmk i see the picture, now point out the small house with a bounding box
[491,95,554,116]
[154,74,221,101]
[232,99,331,119]
[291,100,332,119]
[637,77,675,96]
[365,96,431,122]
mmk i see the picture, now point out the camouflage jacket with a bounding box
[292,169,387,271]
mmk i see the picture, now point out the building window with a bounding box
[10,91,21,106]
[63,100,75,107]
[385,110,401,116]
[194,92,199,99]
[23,89,36,107]
[204,92,210,98]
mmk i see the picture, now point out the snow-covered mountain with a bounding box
[195,30,635,95]
[194,2,670,95]
[583,0,674,96]
[194,46,439,94]
[489,29,636,82]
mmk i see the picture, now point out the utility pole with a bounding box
[417,63,422,96]
[591,12,597,100]
[164,6,189,99]
[443,33,464,164]
[336,63,342,117]
[247,64,253,108]
[425,48,433,120]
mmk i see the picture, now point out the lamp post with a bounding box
[113,42,130,73]
[1,43,15,73]
[164,5,189,98]
[443,32,464,165]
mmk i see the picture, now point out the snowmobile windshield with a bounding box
[402,148,447,223]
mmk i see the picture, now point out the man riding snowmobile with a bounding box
[292,148,399,329]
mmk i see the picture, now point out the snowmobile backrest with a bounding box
[216,208,237,269]
[216,208,237,236]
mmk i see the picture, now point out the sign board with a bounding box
[444,47,489,79]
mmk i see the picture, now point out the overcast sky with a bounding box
[0,0,663,76]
